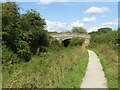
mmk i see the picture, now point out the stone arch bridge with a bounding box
[50,32,91,47]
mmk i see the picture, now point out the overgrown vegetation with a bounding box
[70,38,85,46]
[2,47,88,88]
[2,2,87,88]
[2,2,49,65]
[3,2,118,89]
[59,50,88,88]
[89,27,118,88]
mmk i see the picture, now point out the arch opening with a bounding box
[62,39,71,47]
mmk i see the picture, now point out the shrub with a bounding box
[90,31,117,46]
[16,40,31,62]
[2,46,19,66]
[48,37,61,51]
[70,38,85,46]
[29,29,49,54]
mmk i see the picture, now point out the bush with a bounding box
[90,31,118,46]
[29,29,49,54]
[16,40,31,62]
[70,38,85,46]
[2,46,19,66]
[48,37,62,51]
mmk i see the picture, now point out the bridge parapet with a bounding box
[50,32,91,42]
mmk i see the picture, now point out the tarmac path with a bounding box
[80,50,108,88]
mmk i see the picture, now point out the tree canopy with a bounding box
[98,27,112,33]
[71,26,87,33]
[2,2,49,62]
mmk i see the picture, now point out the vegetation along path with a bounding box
[80,50,108,88]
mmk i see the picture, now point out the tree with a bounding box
[2,2,20,52]
[2,2,49,62]
[98,27,112,33]
[20,10,49,54]
[2,2,32,62]
[72,27,87,33]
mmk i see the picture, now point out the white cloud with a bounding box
[87,27,98,32]
[85,6,110,14]
[70,20,84,27]
[102,19,118,26]
[45,20,84,32]
[45,20,67,32]
[82,16,96,23]
[39,0,70,4]
[87,26,108,32]
[46,18,117,33]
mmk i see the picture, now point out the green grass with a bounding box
[58,50,88,88]
[89,44,118,88]
[2,46,88,88]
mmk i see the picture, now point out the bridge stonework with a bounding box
[50,32,91,43]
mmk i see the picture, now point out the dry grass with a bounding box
[2,46,88,88]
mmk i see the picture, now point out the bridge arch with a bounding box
[50,32,91,47]
[61,39,71,47]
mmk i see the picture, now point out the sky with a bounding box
[1,0,119,32]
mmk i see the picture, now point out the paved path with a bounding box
[80,50,108,88]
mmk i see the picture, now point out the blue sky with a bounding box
[1,0,119,32]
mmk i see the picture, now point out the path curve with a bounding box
[80,50,108,88]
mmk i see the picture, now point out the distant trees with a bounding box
[90,27,118,48]
[98,27,112,33]
[2,2,49,63]
[72,27,87,33]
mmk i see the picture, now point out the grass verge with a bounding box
[89,44,118,88]
[2,46,88,88]
[58,50,88,88]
